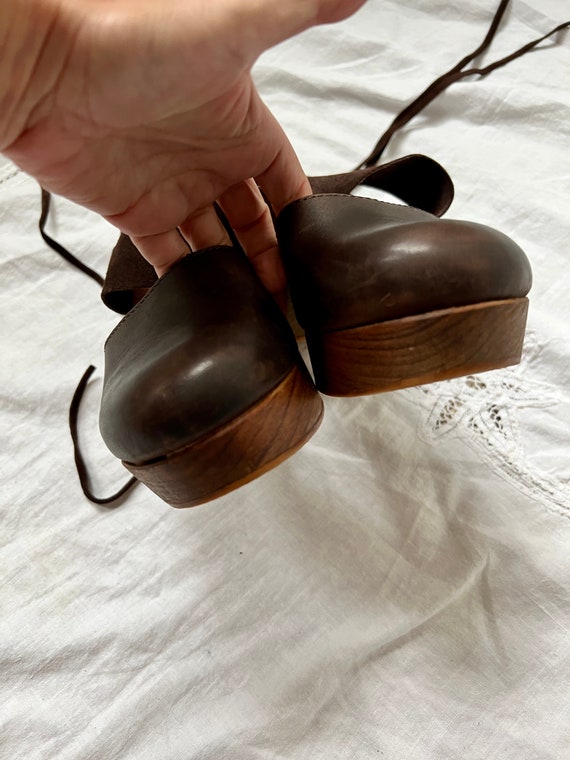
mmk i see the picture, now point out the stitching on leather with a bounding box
[281,194,436,217]
[284,194,410,208]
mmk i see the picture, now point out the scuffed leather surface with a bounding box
[277,194,532,332]
[100,246,299,463]
[102,155,454,315]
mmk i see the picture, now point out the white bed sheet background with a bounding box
[1,1,569,758]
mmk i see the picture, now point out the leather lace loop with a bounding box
[39,188,104,286]
[69,365,138,505]
[40,195,136,505]
[358,0,570,168]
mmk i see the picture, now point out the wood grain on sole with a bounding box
[123,363,323,509]
[307,298,529,396]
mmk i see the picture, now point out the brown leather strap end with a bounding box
[310,154,454,217]
[101,234,157,314]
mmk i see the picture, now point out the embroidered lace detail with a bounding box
[410,333,569,519]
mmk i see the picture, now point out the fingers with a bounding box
[218,109,313,302]
[312,0,368,25]
[179,205,231,251]
[253,106,312,215]
[128,185,292,303]
[221,106,311,304]
[255,147,312,217]
[113,91,313,294]
[132,108,312,298]
[130,228,189,278]
[132,205,231,277]
[218,178,287,304]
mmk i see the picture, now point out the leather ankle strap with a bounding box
[309,154,453,217]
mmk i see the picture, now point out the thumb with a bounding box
[237,0,367,58]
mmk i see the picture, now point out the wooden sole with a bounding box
[123,363,323,508]
[306,298,529,396]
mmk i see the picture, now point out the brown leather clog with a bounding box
[99,246,323,508]
[276,189,531,396]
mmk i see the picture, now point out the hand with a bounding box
[2,0,365,301]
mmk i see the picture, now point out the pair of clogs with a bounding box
[99,155,531,508]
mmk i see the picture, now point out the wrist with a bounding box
[0,0,74,151]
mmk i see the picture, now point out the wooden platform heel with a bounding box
[123,362,322,509]
[99,246,323,509]
[306,298,529,396]
[277,195,532,396]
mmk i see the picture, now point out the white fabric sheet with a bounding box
[1,1,569,758]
